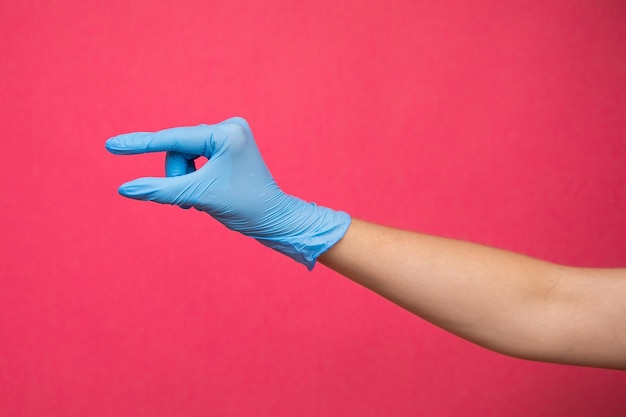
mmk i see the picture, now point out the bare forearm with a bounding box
[318,219,626,370]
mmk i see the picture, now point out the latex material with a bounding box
[105,117,351,269]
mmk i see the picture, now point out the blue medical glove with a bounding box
[105,117,351,270]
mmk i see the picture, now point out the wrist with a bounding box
[251,194,351,270]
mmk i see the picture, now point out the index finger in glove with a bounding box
[105,125,213,156]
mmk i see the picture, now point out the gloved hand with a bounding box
[105,117,351,270]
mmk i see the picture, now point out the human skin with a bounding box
[318,219,626,370]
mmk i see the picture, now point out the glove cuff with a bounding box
[254,201,352,270]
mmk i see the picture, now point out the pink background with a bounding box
[1,0,625,415]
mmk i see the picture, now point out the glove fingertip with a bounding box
[118,181,145,199]
[105,137,123,154]
[118,177,183,206]
[118,177,162,200]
